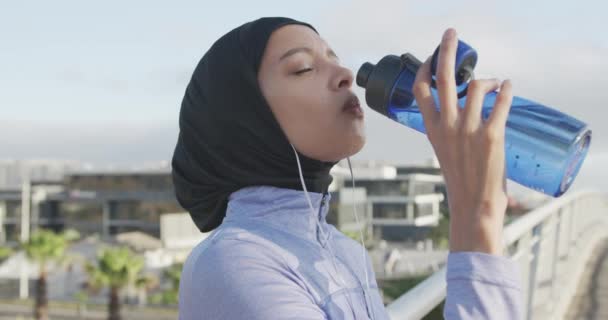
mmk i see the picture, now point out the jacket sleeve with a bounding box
[179,237,328,320]
[443,251,524,320]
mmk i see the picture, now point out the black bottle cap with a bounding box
[356,62,375,87]
[356,54,422,117]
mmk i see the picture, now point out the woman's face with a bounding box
[258,24,366,163]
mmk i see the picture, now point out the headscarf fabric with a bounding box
[171,17,337,232]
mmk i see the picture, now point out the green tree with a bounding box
[427,202,451,250]
[73,291,89,317]
[21,228,80,320]
[150,262,183,305]
[380,275,445,319]
[84,246,145,320]
[428,215,450,250]
[340,228,374,249]
[134,272,158,306]
[0,246,13,263]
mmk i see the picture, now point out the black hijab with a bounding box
[171,17,338,233]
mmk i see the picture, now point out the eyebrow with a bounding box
[278,46,339,62]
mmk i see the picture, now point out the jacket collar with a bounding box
[223,185,332,245]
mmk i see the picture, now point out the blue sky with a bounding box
[1,0,607,191]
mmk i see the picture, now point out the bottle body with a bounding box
[387,67,591,197]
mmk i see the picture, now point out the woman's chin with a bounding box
[324,136,366,162]
[347,136,366,158]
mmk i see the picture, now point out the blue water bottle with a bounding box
[356,40,591,197]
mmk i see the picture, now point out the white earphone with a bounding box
[291,144,374,319]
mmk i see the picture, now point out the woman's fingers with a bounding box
[486,80,513,135]
[436,28,459,125]
[413,56,440,134]
[461,79,501,132]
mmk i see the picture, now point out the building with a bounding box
[0,170,183,246]
[0,159,83,189]
[1,159,448,249]
[328,160,447,244]
[326,187,373,245]
[0,189,22,243]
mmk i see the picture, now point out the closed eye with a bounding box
[294,68,313,75]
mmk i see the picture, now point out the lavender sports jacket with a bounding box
[178,185,523,319]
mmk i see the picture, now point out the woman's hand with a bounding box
[413,28,513,255]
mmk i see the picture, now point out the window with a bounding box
[373,203,407,219]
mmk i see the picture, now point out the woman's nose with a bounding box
[331,65,354,91]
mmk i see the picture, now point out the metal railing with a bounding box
[385,189,608,320]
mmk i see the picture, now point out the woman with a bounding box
[172,17,522,319]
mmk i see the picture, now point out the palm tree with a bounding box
[151,262,183,305]
[21,228,80,320]
[84,246,145,320]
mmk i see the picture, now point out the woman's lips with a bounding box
[342,96,364,118]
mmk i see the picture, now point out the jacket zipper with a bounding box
[317,192,375,319]
[317,193,328,246]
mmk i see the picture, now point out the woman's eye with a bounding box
[293,68,313,75]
